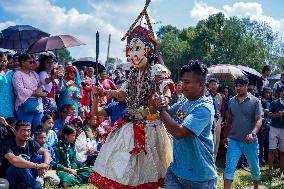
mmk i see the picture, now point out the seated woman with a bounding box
[67,116,97,166]
[53,126,92,187]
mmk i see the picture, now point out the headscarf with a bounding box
[64,65,81,86]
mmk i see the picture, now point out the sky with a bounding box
[0,0,283,63]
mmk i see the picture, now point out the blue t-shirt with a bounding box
[169,96,217,182]
[103,101,128,125]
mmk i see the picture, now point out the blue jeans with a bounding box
[5,165,41,189]
[224,138,260,181]
[16,105,43,130]
[164,169,217,189]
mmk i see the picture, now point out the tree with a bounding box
[156,13,284,80]
[53,49,74,65]
[158,32,190,81]
[157,25,179,39]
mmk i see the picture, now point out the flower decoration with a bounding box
[176,109,185,121]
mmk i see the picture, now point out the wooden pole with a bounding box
[96,31,99,84]
[106,34,111,69]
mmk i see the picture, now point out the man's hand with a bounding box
[37,163,49,170]
[91,85,103,96]
[153,94,168,112]
[0,117,7,125]
[76,128,83,137]
[37,168,47,177]
[245,134,254,144]
[152,93,163,108]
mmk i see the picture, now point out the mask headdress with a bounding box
[122,0,160,64]
[126,25,157,59]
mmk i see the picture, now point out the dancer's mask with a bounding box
[126,25,157,68]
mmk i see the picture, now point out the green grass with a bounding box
[44,162,284,189]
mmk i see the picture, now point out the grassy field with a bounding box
[44,163,284,189]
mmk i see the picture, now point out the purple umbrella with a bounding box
[0,25,50,50]
[27,35,85,54]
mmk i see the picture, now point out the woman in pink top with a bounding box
[99,70,116,91]
[98,70,116,105]
[12,54,47,130]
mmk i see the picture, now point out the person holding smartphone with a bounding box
[38,54,63,117]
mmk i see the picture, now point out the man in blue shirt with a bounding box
[91,87,127,125]
[155,60,217,189]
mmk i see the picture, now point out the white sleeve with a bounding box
[273,82,278,90]
[39,71,48,85]
[75,132,88,163]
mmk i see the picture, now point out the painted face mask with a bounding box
[126,25,157,68]
[128,38,148,68]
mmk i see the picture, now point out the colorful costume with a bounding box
[0,70,14,118]
[89,9,174,188]
[57,66,82,115]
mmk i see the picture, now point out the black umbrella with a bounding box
[237,65,261,86]
[72,57,105,73]
[0,25,50,50]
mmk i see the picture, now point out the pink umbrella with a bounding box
[27,35,85,54]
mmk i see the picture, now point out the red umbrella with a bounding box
[27,35,85,54]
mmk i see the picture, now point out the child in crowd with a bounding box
[67,104,77,116]
[53,104,69,134]
[33,129,60,186]
[53,126,92,187]
[170,81,184,106]
[36,115,58,147]
[78,106,87,121]
[259,87,272,164]
[82,112,104,142]
[64,104,77,126]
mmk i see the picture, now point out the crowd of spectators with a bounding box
[1,50,284,188]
